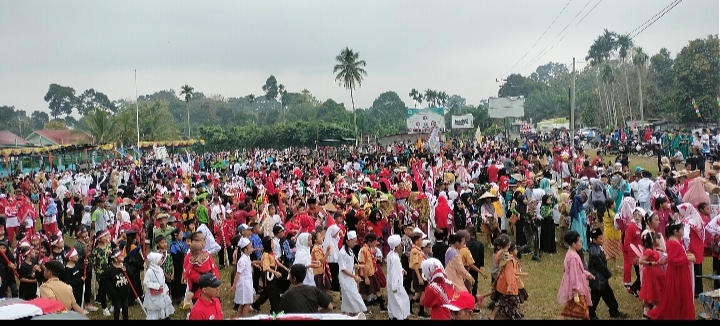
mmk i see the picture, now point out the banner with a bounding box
[451,114,474,129]
[406,107,445,134]
[153,146,169,160]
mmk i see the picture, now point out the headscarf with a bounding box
[569,194,585,219]
[678,203,706,241]
[421,258,452,285]
[435,195,452,225]
[616,197,637,230]
[682,178,710,208]
[293,232,312,266]
[539,178,551,194]
[323,224,341,261]
[589,178,606,202]
[146,252,165,284]
[650,179,667,200]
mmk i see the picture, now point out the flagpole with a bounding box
[135,69,140,147]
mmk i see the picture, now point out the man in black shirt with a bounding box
[431,230,448,266]
[281,264,333,314]
[465,227,485,308]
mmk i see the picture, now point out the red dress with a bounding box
[421,279,457,320]
[638,249,665,305]
[647,239,694,320]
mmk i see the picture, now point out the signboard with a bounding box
[407,107,445,134]
[488,96,525,118]
[451,114,474,129]
[153,146,169,160]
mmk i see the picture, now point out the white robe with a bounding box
[292,233,315,287]
[234,255,255,305]
[338,247,366,314]
[143,253,176,320]
[386,251,410,320]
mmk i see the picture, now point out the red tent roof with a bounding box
[33,130,92,145]
[0,131,28,146]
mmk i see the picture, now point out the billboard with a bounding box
[488,96,525,118]
[406,107,445,134]
[451,114,474,129]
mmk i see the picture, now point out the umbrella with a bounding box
[0,303,43,320]
[32,311,89,320]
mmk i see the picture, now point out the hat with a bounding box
[237,237,251,249]
[589,227,603,239]
[387,235,401,249]
[421,239,432,248]
[478,192,498,201]
[634,207,647,217]
[237,224,249,233]
[511,173,525,182]
[347,230,358,240]
[167,215,177,223]
[412,227,427,239]
[198,273,223,288]
[272,224,285,235]
[323,203,337,213]
[157,213,169,220]
[122,198,134,206]
[378,195,389,202]
[65,247,78,260]
[443,291,475,311]
[561,182,570,189]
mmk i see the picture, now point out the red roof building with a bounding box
[0,131,28,147]
[25,130,93,146]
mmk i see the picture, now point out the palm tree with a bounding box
[84,107,113,144]
[333,47,367,144]
[424,89,436,107]
[617,34,634,119]
[409,89,420,107]
[180,84,194,139]
[632,47,649,121]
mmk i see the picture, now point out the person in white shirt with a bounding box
[636,171,654,212]
[671,148,684,166]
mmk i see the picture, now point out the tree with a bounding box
[81,107,113,144]
[137,100,181,141]
[31,111,49,131]
[78,88,117,115]
[672,34,720,122]
[180,84,194,139]
[262,76,279,109]
[44,84,77,119]
[44,119,68,130]
[333,47,367,144]
[617,34,634,118]
[278,84,287,120]
[409,89,423,107]
[247,94,257,123]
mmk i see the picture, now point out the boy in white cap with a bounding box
[386,234,410,320]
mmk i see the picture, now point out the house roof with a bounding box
[31,130,92,145]
[0,131,28,146]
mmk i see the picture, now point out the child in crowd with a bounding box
[639,232,665,318]
[18,246,40,300]
[587,228,627,320]
[233,238,256,317]
[101,249,130,320]
[143,252,175,320]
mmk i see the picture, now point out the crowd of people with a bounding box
[0,132,717,320]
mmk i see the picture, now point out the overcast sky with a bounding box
[1,0,718,115]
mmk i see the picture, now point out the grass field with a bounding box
[71,150,710,320]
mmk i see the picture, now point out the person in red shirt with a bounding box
[184,232,221,303]
[487,163,499,184]
[188,273,224,320]
[234,202,248,226]
[421,258,457,320]
[622,207,644,297]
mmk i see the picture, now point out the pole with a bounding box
[570,57,576,148]
[135,70,140,147]
[638,67,644,123]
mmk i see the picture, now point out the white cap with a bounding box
[421,239,432,248]
[387,235,402,249]
[237,237,251,249]
[347,231,358,240]
[413,227,427,239]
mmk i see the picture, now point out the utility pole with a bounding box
[570,57,576,148]
[135,69,140,147]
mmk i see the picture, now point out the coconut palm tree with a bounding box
[333,47,367,144]
[247,94,257,124]
[617,34,634,119]
[632,47,649,121]
[409,89,421,107]
[180,84,194,139]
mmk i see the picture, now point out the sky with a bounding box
[0,0,718,116]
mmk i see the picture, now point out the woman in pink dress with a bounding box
[557,230,595,320]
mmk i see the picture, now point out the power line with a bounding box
[505,0,573,75]
[628,0,681,37]
[523,0,604,72]
[630,0,683,39]
[516,0,593,74]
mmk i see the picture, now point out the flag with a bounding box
[130,145,143,157]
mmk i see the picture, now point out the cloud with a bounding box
[0,0,717,114]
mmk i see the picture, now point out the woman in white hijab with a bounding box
[386,234,410,320]
[143,252,176,320]
[293,232,319,286]
[323,224,342,291]
[338,230,367,316]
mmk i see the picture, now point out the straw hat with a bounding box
[511,174,526,182]
[378,195,389,202]
[122,198,134,206]
[478,192,499,201]
[323,203,337,213]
